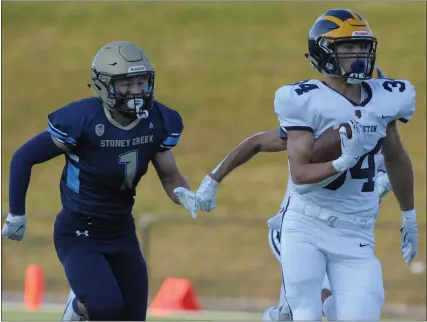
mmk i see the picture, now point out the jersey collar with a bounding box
[321,81,373,107]
[103,107,141,130]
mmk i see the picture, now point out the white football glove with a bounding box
[400,210,418,265]
[173,187,199,219]
[2,214,27,241]
[196,175,219,212]
[332,120,365,172]
[377,171,392,203]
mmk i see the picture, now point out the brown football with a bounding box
[311,123,352,163]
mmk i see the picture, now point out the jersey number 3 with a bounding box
[118,150,138,190]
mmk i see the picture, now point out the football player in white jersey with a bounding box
[185,8,417,321]
[185,66,391,320]
[268,9,417,320]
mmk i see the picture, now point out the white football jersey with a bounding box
[377,153,386,173]
[275,78,415,217]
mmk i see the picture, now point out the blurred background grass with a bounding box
[1,1,426,318]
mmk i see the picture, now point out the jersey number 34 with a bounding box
[325,139,384,192]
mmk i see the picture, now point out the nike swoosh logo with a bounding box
[382,115,392,119]
[15,226,24,233]
[359,243,370,247]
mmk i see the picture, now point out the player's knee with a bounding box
[85,293,125,321]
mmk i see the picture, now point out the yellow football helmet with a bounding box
[306,9,378,84]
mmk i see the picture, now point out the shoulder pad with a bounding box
[274,80,320,133]
[368,78,416,123]
[47,98,101,149]
[154,101,184,151]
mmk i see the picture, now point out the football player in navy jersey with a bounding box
[2,41,199,321]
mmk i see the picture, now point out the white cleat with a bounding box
[262,305,292,321]
[62,289,85,321]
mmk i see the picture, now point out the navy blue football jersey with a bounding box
[47,98,183,218]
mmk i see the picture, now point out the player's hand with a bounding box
[1,214,27,241]
[173,187,199,219]
[332,120,365,172]
[377,171,392,203]
[401,210,418,265]
[196,175,219,212]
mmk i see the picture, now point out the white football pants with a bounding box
[268,229,332,296]
[279,195,384,321]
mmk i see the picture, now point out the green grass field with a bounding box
[1,306,423,321]
[1,307,262,321]
[2,1,426,310]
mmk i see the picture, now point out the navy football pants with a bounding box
[54,208,148,321]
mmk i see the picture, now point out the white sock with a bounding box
[322,295,337,321]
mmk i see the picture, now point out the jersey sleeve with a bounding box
[397,80,416,123]
[157,108,184,152]
[375,79,416,124]
[47,101,86,151]
[274,84,316,134]
[278,126,287,140]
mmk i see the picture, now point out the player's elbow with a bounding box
[290,170,308,185]
[11,131,63,168]
[239,133,264,154]
[292,177,307,185]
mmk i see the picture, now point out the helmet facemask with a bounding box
[93,69,155,119]
[317,37,377,84]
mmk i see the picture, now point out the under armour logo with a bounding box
[76,230,89,237]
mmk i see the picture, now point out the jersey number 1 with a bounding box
[118,150,138,190]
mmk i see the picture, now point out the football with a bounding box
[311,123,352,163]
